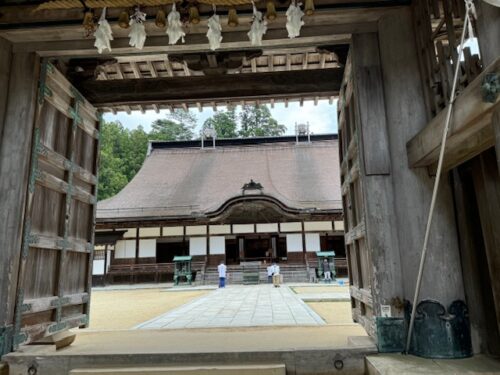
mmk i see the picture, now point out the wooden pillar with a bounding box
[451,166,500,355]
[471,149,500,337]
[0,52,39,339]
[351,32,404,317]
[475,1,500,67]
[0,38,12,152]
[493,108,500,173]
[378,9,464,305]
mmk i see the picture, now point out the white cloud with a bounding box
[104,99,338,135]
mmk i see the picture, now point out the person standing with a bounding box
[267,264,273,284]
[218,261,227,288]
[272,263,280,288]
[323,259,332,283]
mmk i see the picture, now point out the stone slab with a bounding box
[70,364,286,375]
[366,354,500,375]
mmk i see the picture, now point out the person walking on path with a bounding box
[218,261,227,288]
[323,259,332,283]
[272,263,281,288]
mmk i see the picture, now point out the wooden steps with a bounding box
[70,364,286,375]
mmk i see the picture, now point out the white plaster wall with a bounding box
[163,226,184,236]
[334,221,345,231]
[139,239,156,258]
[93,259,105,275]
[209,225,231,235]
[305,233,321,252]
[186,225,207,235]
[286,234,303,252]
[189,237,207,256]
[256,223,278,233]
[304,221,333,232]
[122,228,137,239]
[280,222,302,232]
[233,224,254,234]
[209,236,226,255]
[115,240,136,258]
[140,227,161,237]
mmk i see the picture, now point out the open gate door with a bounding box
[337,53,374,334]
[13,62,100,348]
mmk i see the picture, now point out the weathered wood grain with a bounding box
[352,33,391,175]
[0,52,39,329]
[406,57,500,170]
[378,8,464,304]
[0,37,12,152]
[350,32,403,318]
[472,149,500,337]
[77,69,343,107]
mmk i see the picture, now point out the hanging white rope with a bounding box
[404,0,477,354]
[248,1,267,46]
[167,2,186,45]
[94,7,113,54]
[129,7,147,50]
[207,4,223,50]
[286,0,304,38]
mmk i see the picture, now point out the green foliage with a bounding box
[238,105,286,137]
[149,109,196,141]
[203,108,238,138]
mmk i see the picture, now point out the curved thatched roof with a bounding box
[97,135,341,222]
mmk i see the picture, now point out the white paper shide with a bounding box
[94,8,113,54]
[247,3,267,46]
[167,3,186,45]
[207,7,222,51]
[129,8,147,50]
[286,0,304,39]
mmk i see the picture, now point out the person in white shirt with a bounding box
[218,261,227,288]
[267,265,274,284]
[272,263,280,287]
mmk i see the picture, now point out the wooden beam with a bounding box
[77,68,343,107]
[407,57,500,171]
[9,25,355,57]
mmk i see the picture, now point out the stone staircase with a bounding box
[200,264,309,285]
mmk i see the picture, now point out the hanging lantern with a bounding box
[304,0,314,15]
[129,7,147,50]
[286,0,304,38]
[248,2,267,46]
[207,5,222,50]
[266,0,277,21]
[189,5,201,24]
[156,9,167,28]
[94,7,113,54]
[227,7,239,27]
[83,11,95,37]
[118,11,130,28]
[167,3,186,44]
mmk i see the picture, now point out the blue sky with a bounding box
[104,99,339,135]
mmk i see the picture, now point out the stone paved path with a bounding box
[136,285,325,329]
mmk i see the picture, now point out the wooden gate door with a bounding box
[13,62,100,348]
[337,54,374,334]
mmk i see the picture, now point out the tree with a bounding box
[238,105,286,137]
[149,109,196,141]
[97,121,130,201]
[203,108,238,138]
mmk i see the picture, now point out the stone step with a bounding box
[71,364,286,375]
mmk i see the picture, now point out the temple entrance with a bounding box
[242,236,271,261]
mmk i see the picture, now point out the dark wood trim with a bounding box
[77,69,343,108]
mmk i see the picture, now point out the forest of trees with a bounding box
[98,105,286,201]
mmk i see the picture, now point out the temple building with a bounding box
[93,134,346,284]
